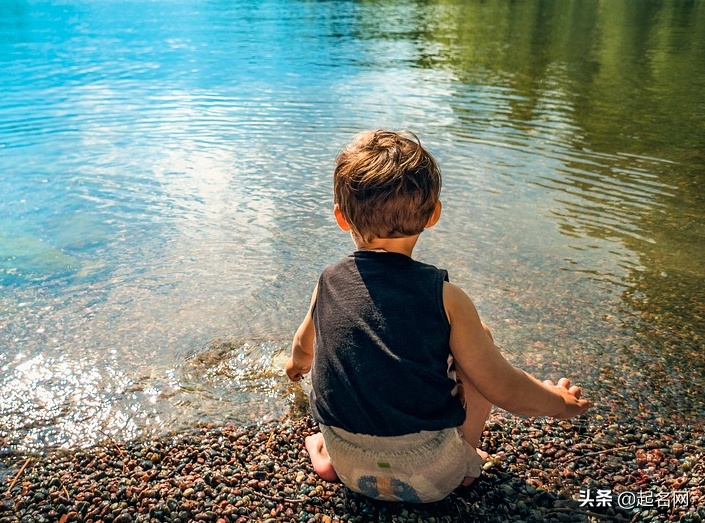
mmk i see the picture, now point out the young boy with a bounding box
[285,130,590,503]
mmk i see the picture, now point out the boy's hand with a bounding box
[543,377,591,419]
[285,357,311,382]
[287,284,317,382]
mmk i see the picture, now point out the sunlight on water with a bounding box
[0,353,138,449]
[1,0,704,451]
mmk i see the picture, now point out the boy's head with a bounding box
[333,130,441,243]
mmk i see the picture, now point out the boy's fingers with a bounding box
[569,385,582,398]
[543,379,555,387]
[286,368,302,381]
[558,377,571,389]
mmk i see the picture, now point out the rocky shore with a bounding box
[1,412,703,523]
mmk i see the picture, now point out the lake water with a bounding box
[1,0,704,452]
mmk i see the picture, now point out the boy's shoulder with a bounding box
[322,251,445,270]
[340,251,445,266]
[319,254,355,274]
[320,252,448,284]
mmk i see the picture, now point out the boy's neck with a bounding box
[353,234,420,258]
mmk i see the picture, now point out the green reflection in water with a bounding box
[354,0,705,418]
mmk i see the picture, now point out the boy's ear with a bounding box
[334,204,352,231]
[425,200,442,229]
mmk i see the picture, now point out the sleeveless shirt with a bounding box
[309,250,466,437]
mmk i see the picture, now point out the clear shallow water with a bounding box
[1,0,704,452]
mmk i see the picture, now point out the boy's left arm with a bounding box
[285,285,317,381]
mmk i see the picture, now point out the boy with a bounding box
[285,130,590,503]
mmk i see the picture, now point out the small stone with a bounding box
[635,449,648,468]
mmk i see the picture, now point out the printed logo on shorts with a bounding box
[357,475,422,503]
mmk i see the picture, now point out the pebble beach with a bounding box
[2,1,704,522]
[1,411,703,523]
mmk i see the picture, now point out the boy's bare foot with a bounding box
[461,476,477,486]
[461,448,489,486]
[304,433,339,482]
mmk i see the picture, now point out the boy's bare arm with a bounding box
[444,282,590,419]
[286,285,317,381]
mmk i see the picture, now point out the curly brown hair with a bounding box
[333,130,441,243]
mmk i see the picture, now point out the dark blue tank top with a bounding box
[309,250,466,437]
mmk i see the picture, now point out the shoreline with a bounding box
[1,413,703,523]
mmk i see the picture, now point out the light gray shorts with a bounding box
[319,424,484,503]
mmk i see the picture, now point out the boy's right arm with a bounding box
[444,282,590,419]
[285,285,317,382]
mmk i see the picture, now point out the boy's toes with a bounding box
[461,476,477,487]
[455,474,484,496]
[305,432,325,453]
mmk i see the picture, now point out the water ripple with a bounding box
[2,0,703,451]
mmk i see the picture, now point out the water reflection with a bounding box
[1,0,704,451]
[0,353,138,449]
[418,0,705,418]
